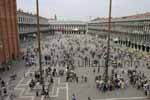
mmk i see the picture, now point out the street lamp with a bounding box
[105,0,112,82]
[36,0,45,94]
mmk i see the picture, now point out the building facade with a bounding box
[0,0,20,64]
[17,10,50,40]
[18,11,87,38]
[49,21,87,34]
[88,13,150,52]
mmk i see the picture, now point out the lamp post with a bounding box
[36,0,45,94]
[105,0,112,82]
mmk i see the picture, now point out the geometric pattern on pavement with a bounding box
[5,66,68,100]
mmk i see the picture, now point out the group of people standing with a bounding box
[21,34,150,99]
[0,78,8,100]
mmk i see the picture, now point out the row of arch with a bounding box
[115,40,150,52]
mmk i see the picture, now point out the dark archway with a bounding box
[131,43,134,48]
[125,40,128,46]
[135,44,138,49]
[142,45,145,52]
[138,45,141,50]
[123,41,126,45]
[146,46,150,52]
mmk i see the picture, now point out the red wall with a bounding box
[0,0,19,64]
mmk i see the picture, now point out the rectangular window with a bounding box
[21,17,22,22]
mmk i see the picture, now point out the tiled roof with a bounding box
[92,12,150,21]
[122,12,150,19]
[17,10,49,20]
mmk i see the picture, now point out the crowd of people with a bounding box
[37,34,150,98]
[1,34,150,100]
[0,77,8,100]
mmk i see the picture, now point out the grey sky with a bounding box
[17,0,150,21]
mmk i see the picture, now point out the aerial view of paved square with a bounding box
[0,0,150,100]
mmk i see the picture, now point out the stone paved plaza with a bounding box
[1,34,150,100]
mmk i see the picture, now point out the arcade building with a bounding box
[88,12,150,52]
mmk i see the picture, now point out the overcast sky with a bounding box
[17,0,150,21]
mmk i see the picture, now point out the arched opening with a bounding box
[138,45,141,50]
[131,43,134,48]
[146,46,150,52]
[142,45,145,52]
[135,44,138,49]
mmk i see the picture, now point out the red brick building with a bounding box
[0,0,20,64]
